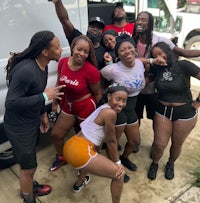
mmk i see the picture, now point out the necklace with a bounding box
[68,57,82,71]
[35,59,46,71]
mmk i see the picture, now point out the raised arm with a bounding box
[49,0,74,38]
[173,46,200,58]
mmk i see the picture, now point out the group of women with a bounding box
[49,17,200,203]
[4,1,200,202]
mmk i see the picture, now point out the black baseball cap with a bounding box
[89,17,105,29]
[115,2,123,8]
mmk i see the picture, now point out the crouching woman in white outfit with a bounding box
[63,83,128,203]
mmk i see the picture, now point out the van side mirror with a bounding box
[174,16,182,32]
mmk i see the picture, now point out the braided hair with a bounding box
[5,30,55,79]
[70,35,98,68]
[133,11,154,57]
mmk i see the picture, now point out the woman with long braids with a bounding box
[4,30,65,203]
[49,35,102,171]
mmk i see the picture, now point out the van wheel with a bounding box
[0,148,15,169]
[185,36,200,61]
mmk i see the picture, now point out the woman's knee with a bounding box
[126,136,140,146]
[152,142,166,153]
[111,175,124,183]
[51,128,67,140]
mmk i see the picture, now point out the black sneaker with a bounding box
[165,162,174,180]
[23,197,36,203]
[147,162,158,180]
[120,156,137,171]
[124,174,130,183]
[73,176,90,193]
[133,145,140,153]
[117,144,122,151]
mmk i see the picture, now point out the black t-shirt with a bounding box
[95,44,106,70]
[4,59,47,134]
[154,60,200,103]
[67,28,82,45]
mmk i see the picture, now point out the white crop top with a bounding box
[80,104,111,146]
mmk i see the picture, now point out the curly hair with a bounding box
[70,35,98,67]
[5,30,55,79]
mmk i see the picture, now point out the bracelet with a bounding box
[106,61,113,65]
[115,160,121,165]
[149,58,153,64]
[42,92,48,101]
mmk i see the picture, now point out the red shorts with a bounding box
[63,135,97,169]
[61,96,96,120]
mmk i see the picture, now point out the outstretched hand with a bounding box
[44,85,66,101]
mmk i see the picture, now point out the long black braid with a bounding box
[5,30,55,79]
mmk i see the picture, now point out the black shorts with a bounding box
[156,102,197,121]
[135,93,158,120]
[116,96,138,125]
[4,126,39,169]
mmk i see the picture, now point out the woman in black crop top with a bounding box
[147,42,200,180]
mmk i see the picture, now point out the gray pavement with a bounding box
[1,63,200,203]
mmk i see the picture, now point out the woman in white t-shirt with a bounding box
[101,34,146,172]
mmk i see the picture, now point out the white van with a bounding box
[0,0,88,168]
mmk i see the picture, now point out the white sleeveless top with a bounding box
[80,104,111,146]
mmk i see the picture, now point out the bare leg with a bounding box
[51,112,76,156]
[78,154,124,203]
[122,122,140,158]
[20,167,36,202]
[151,113,172,163]
[169,116,197,163]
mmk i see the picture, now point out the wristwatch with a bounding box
[196,97,200,102]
